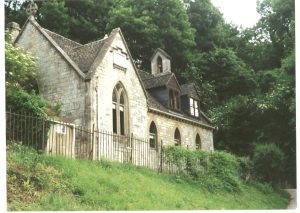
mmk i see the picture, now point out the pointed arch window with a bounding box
[196,134,201,150]
[112,83,128,135]
[174,128,181,146]
[157,56,163,73]
[149,122,157,149]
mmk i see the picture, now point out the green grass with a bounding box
[6,143,290,210]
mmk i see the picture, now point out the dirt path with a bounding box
[285,189,297,209]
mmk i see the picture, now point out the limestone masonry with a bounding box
[12,15,214,152]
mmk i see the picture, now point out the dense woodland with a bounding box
[5,0,295,187]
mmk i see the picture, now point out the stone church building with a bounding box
[11,15,214,152]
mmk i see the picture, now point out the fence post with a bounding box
[160,140,163,173]
[42,118,45,151]
[186,145,189,175]
[91,124,95,160]
[71,123,76,159]
[130,133,133,163]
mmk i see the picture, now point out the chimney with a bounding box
[7,22,21,42]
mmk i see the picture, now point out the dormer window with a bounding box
[189,98,199,117]
[169,89,180,110]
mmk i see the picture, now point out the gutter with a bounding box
[148,107,216,130]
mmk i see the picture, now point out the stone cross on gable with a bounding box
[26,1,38,17]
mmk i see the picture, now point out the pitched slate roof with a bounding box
[147,92,212,127]
[15,17,213,129]
[139,70,154,80]
[69,39,107,72]
[43,29,82,55]
[147,92,168,111]
[43,29,108,73]
[180,83,199,99]
[142,73,173,89]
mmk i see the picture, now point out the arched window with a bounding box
[174,128,181,146]
[112,83,128,135]
[196,134,201,150]
[157,56,163,73]
[149,122,157,149]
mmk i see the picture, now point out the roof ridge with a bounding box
[17,18,86,79]
[143,72,172,81]
[181,82,195,87]
[150,48,171,61]
[73,37,108,50]
[43,28,82,46]
[139,69,151,74]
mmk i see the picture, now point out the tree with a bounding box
[252,143,284,185]
[5,0,114,44]
[187,0,239,51]
[183,48,257,110]
[106,0,195,75]
[235,0,295,71]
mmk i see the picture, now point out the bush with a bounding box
[252,143,284,185]
[5,31,61,118]
[6,88,52,117]
[163,146,243,192]
[5,32,38,92]
[237,156,253,182]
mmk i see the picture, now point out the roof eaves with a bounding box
[148,107,215,130]
[85,28,118,80]
[166,73,181,91]
[118,28,149,100]
[86,28,149,100]
[16,17,86,80]
[200,110,213,124]
[150,48,172,61]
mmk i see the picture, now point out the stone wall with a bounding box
[91,31,148,138]
[16,21,88,126]
[151,51,171,75]
[147,111,214,151]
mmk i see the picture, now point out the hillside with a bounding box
[7,143,290,210]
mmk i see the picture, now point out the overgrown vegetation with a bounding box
[162,145,286,191]
[5,32,60,117]
[252,143,285,185]
[5,0,295,186]
[5,0,295,187]
[7,142,290,210]
[163,146,244,192]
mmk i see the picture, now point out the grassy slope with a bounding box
[7,143,290,210]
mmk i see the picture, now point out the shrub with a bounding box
[162,146,243,192]
[6,88,52,117]
[237,156,253,182]
[5,31,61,118]
[252,143,284,185]
[5,31,38,92]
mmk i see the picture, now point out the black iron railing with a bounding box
[6,111,186,175]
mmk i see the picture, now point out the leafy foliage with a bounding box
[106,0,195,74]
[5,32,60,117]
[7,142,290,210]
[5,33,38,92]
[163,146,243,192]
[5,0,295,186]
[252,143,285,185]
